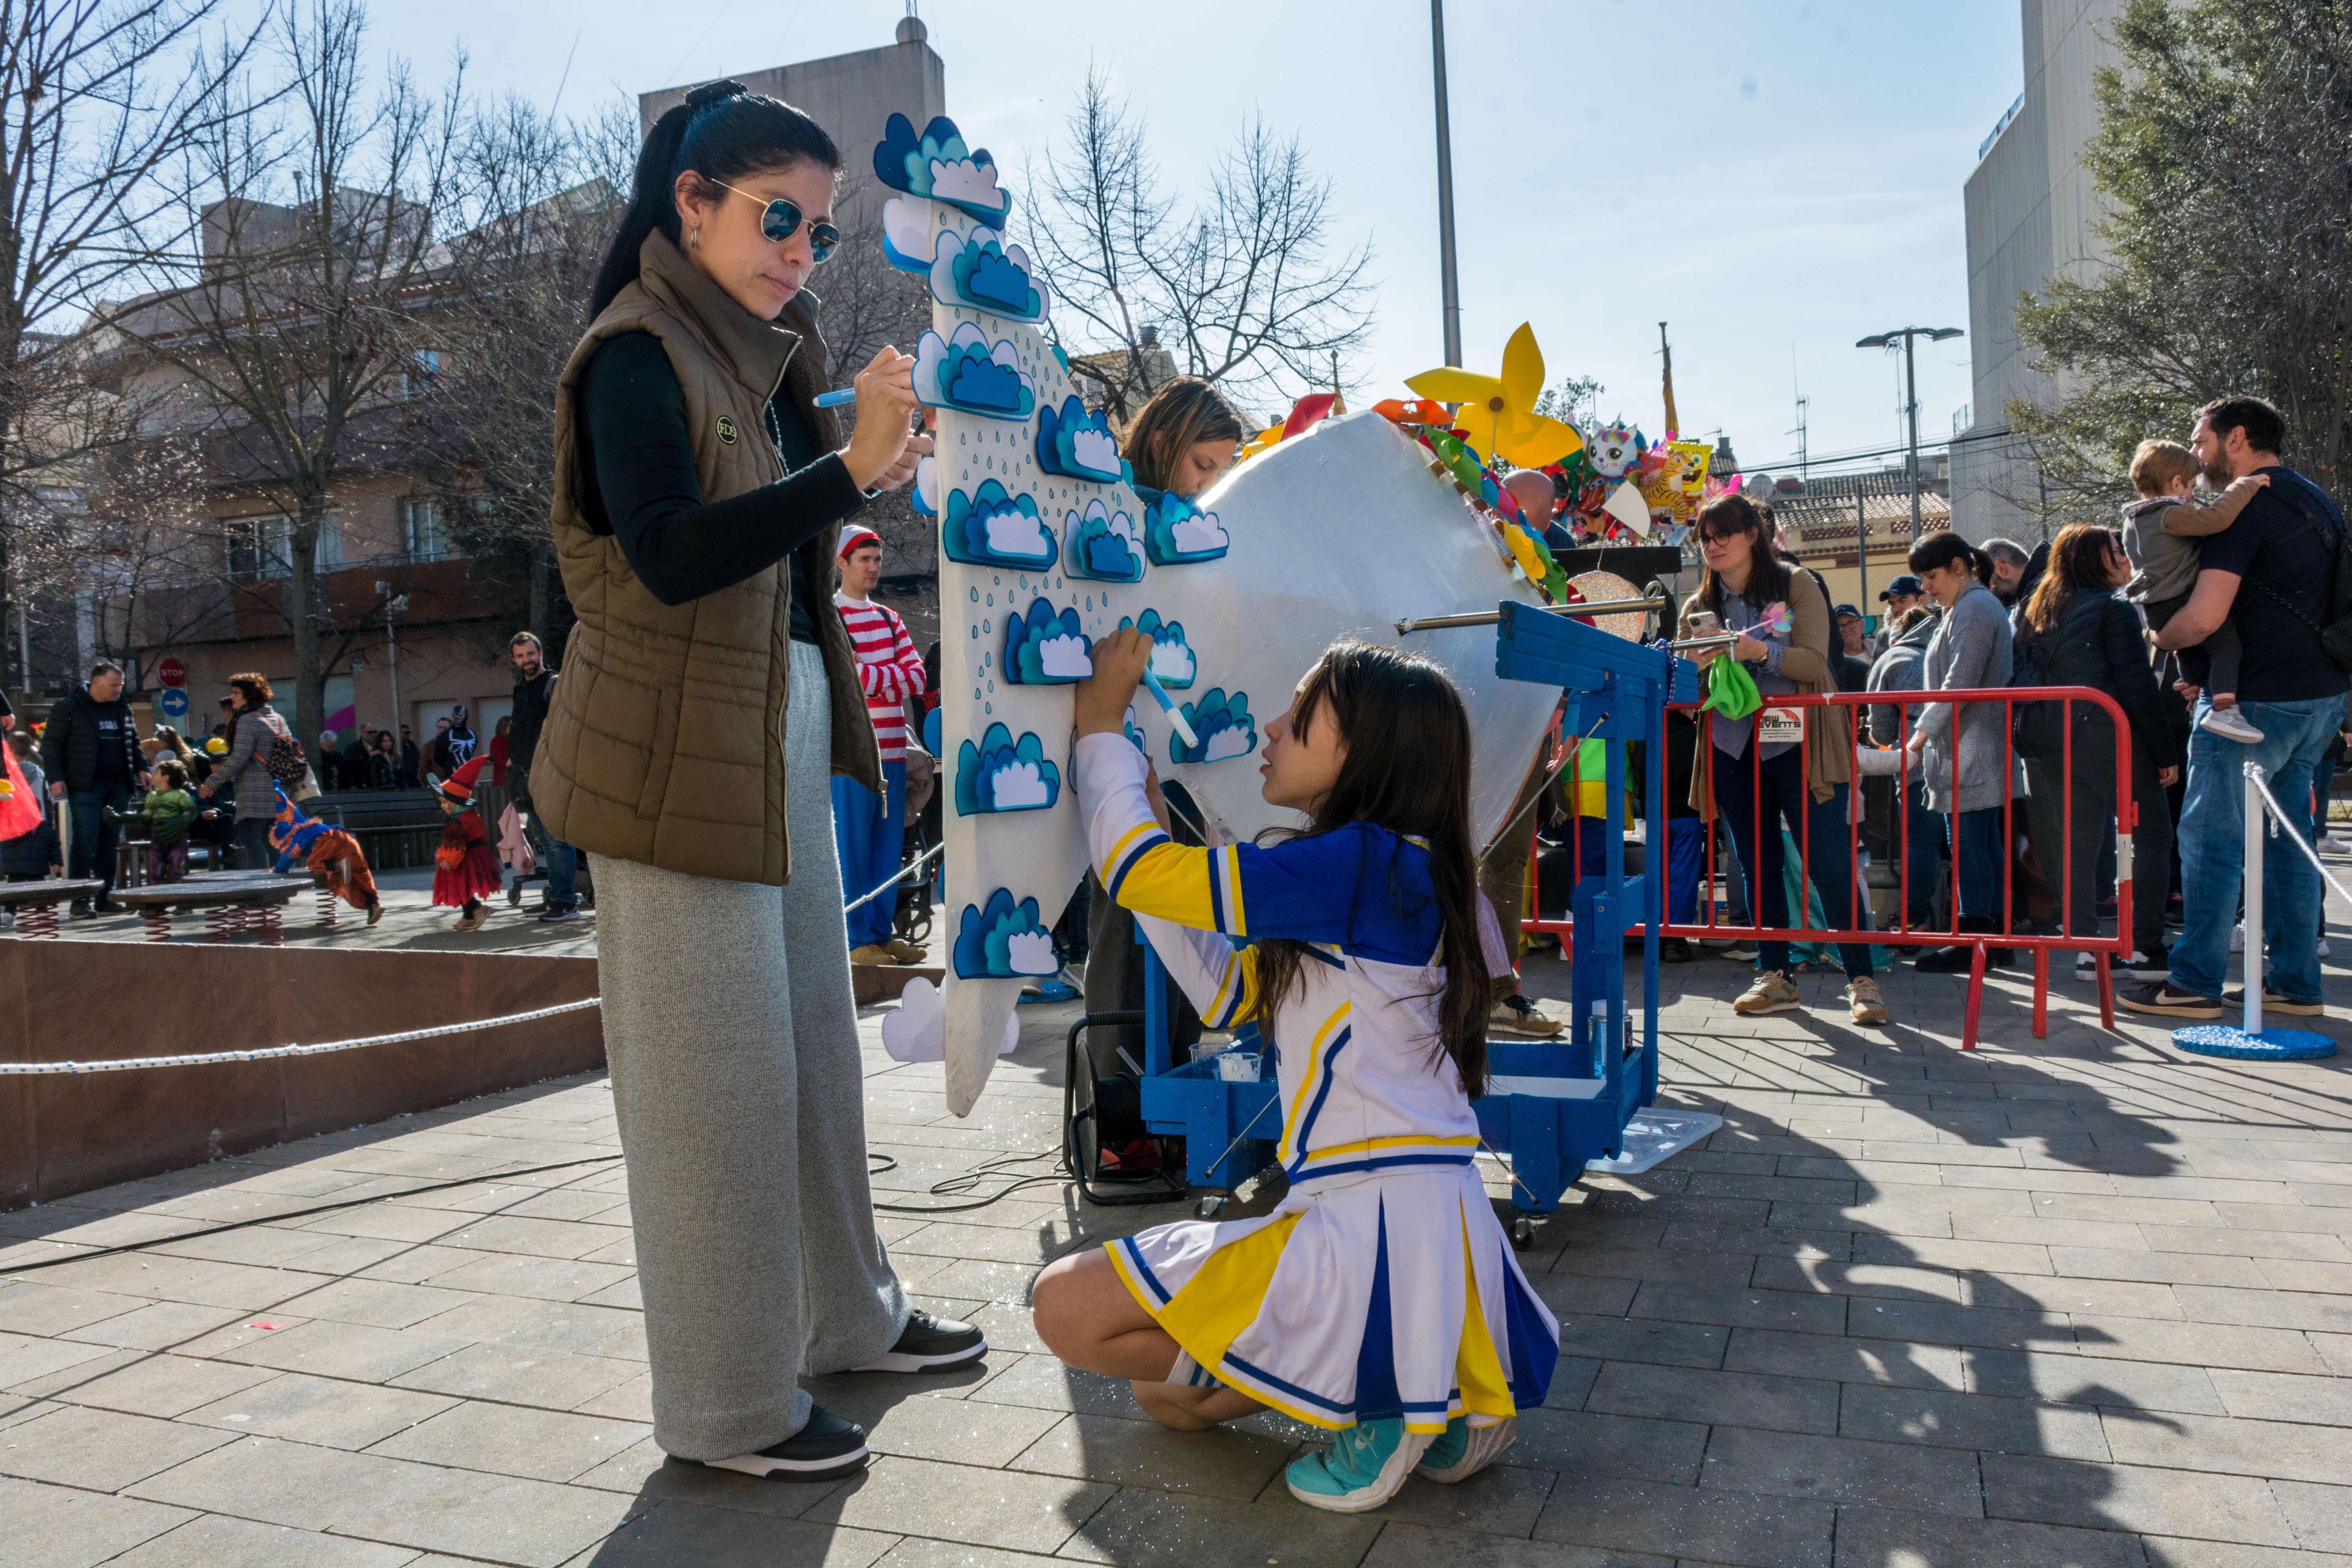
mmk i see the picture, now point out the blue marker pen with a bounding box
[1139,668,1198,750]
[811,388,858,407]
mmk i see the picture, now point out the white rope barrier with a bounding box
[0,998,603,1076]
[2246,764,2352,908]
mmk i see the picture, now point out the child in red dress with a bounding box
[430,756,502,930]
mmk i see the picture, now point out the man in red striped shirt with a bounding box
[833,526,929,963]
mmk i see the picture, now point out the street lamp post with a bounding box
[1856,326,1963,542]
[1431,0,1462,367]
[375,582,409,743]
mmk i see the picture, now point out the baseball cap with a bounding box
[1833,603,1862,621]
[1878,574,1925,600]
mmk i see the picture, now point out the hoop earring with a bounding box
[688,226,700,247]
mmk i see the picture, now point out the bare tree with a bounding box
[0,0,266,691]
[98,0,461,759]
[401,91,623,652]
[1028,69,1375,421]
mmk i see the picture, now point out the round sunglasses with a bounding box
[710,178,840,264]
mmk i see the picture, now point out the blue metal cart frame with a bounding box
[1132,604,1697,1240]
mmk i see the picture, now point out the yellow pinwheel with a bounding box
[1406,322,1584,468]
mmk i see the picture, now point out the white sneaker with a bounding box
[2200,706,2265,744]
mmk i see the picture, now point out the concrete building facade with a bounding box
[1950,0,2122,545]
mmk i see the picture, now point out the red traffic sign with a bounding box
[157,657,187,688]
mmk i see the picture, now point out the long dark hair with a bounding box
[1125,377,1246,492]
[2019,523,2120,636]
[1694,494,1790,615]
[1249,641,1490,1097]
[589,80,842,318]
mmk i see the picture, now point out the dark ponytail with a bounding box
[588,80,844,318]
[1906,529,1993,587]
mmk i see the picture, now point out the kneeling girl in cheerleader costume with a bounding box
[1033,630,1559,1514]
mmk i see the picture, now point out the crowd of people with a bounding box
[1574,394,2345,1028]
[0,638,586,930]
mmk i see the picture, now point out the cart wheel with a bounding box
[1511,1216,1535,1250]
[1195,1196,1224,1221]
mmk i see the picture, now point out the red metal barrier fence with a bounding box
[1519,686,2142,1050]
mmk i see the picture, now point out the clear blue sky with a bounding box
[370,0,2026,478]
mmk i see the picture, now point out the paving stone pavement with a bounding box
[5,937,2351,1567]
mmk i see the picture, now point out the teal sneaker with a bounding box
[1284,1418,1432,1513]
[1414,1414,1517,1483]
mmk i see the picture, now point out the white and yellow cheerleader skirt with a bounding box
[1105,1165,1560,1433]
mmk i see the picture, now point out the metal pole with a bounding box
[2244,761,2265,1038]
[1431,0,1462,367]
[1857,487,1870,624]
[385,603,402,740]
[1905,331,1924,542]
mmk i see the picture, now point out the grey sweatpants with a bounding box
[593,641,909,1460]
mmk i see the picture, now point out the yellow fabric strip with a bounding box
[1277,1003,1353,1159]
[1155,1214,1301,1370]
[1296,1134,1482,1161]
[1454,1200,1517,1419]
[1203,946,1260,1028]
[1112,841,1221,931]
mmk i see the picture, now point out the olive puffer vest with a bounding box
[534,232,881,885]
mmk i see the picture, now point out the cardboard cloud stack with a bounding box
[880,113,1562,1115]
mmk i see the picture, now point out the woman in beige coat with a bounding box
[1682,495,1887,1026]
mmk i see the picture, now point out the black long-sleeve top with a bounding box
[575,330,866,638]
[2013,591,2181,773]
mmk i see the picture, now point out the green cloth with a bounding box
[141,787,200,847]
[1704,656,1762,720]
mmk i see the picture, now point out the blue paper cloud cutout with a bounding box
[911,455,938,518]
[927,229,1049,323]
[942,478,1053,567]
[1120,608,1196,689]
[1171,688,1257,765]
[1004,597,1093,685]
[872,112,1012,223]
[1034,396,1126,484]
[1065,498,1143,583]
[1142,488,1231,564]
[915,324,1034,421]
[952,886,1058,978]
[881,196,931,274]
[955,723,1062,815]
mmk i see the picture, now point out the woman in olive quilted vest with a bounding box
[537,82,983,1483]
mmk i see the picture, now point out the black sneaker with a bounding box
[67,900,94,920]
[2122,946,2172,981]
[538,904,582,924]
[693,1405,869,1481]
[2118,982,2222,1020]
[855,1309,987,1373]
[2222,987,2325,1017]
[1659,937,1696,963]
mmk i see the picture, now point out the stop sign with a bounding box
[157,657,187,688]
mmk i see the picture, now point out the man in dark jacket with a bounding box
[510,631,579,921]
[40,661,146,916]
